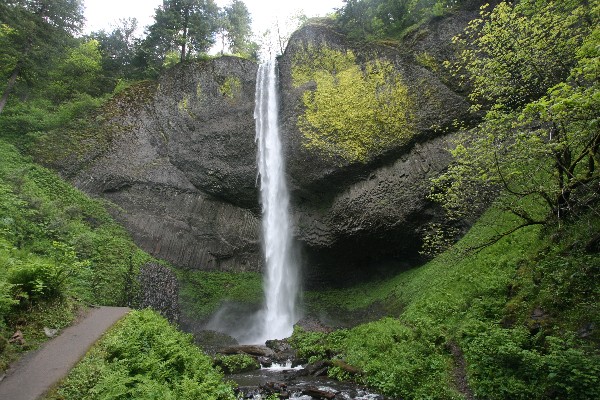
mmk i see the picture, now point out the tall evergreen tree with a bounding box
[143,0,219,66]
[91,18,139,82]
[0,0,84,114]
[222,0,252,55]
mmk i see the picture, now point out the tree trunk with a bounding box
[0,66,20,115]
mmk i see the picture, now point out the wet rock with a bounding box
[192,330,238,354]
[578,323,595,339]
[305,360,332,376]
[265,338,298,363]
[303,386,337,399]
[295,316,334,333]
[137,262,180,323]
[258,356,272,367]
[266,338,292,353]
[218,344,275,357]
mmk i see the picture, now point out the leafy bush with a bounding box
[0,140,153,307]
[464,327,600,399]
[213,353,259,374]
[45,310,236,400]
[289,327,332,363]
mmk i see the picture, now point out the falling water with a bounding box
[252,58,299,343]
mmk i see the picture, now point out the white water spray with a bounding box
[252,58,299,343]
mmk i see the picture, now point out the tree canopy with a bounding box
[0,0,84,114]
[220,0,254,56]
[427,0,599,253]
[141,0,219,70]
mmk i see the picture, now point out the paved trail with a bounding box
[0,306,130,400]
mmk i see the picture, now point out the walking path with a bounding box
[0,306,130,400]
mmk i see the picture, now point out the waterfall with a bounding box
[253,58,299,343]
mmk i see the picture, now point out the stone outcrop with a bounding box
[37,11,477,283]
[138,263,180,323]
[40,57,262,271]
[277,17,473,283]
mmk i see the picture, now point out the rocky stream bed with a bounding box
[218,343,387,400]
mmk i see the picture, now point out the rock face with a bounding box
[39,12,476,283]
[277,17,473,283]
[44,56,262,271]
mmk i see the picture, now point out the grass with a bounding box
[295,206,600,399]
[0,139,154,371]
[44,309,237,400]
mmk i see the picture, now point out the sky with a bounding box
[83,0,345,37]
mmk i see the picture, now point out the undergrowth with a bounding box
[44,309,236,400]
[295,207,600,399]
[0,139,153,371]
[177,270,263,321]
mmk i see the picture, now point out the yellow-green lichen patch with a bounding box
[219,76,242,102]
[292,45,415,163]
[177,93,194,117]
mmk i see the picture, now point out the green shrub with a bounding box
[46,310,236,400]
[213,354,259,374]
[465,327,600,400]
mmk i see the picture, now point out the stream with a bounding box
[228,363,385,400]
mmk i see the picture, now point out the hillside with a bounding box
[0,0,598,399]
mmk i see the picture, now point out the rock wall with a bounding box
[37,11,478,282]
[43,56,263,272]
[277,16,474,283]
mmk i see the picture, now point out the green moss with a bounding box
[218,76,242,102]
[292,45,415,163]
[178,93,192,116]
[177,270,263,320]
[415,51,438,71]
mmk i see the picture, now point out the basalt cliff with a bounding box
[34,9,478,284]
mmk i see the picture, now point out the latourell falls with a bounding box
[0,0,599,399]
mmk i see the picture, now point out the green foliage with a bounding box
[45,310,236,400]
[449,0,590,110]
[218,0,256,57]
[464,327,600,399]
[292,45,414,163]
[335,0,474,41]
[301,204,600,398]
[0,0,85,113]
[430,0,599,252]
[177,270,263,320]
[213,353,259,374]
[291,321,459,399]
[47,39,104,103]
[0,140,153,316]
[140,0,219,72]
[7,241,89,302]
[289,327,332,363]
[90,18,140,82]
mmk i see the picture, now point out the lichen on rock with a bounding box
[292,44,415,163]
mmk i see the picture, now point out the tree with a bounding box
[221,0,253,55]
[91,18,140,82]
[428,0,599,253]
[46,39,103,102]
[143,0,219,66]
[0,0,84,114]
